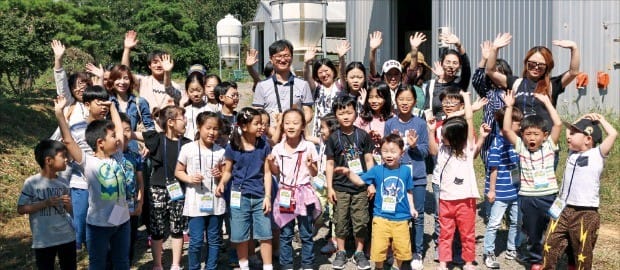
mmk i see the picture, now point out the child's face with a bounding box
[441,97,463,115]
[380,142,404,168]
[221,88,239,109]
[103,71,111,90]
[566,128,591,152]
[205,78,219,100]
[199,118,220,145]
[187,81,205,105]
[510,120,521,134]
[368,88,385,113]
[100,129,120,154]
[87,99,110,120]
[169,113,187,136]
[242,115,263,137]
[521,126,548,152]
[319,121,331,141]
[396,90,415,115]
[317,65,334,86]
[282,112,304,140]
[114,71,131,95]
[335,105,356,128]
[121,121,131,150]
[346,68,365,92]
[48,151,68,172]
[257,114,269,137]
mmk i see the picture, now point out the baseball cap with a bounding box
[564,118,602,144]
[382,60,402,74]
[188,64,206,76]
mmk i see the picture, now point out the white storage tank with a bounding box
[217,14,242,67]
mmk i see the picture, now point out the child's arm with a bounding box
[306,152,318,177]
[85,63,105,87]
[263,158,272,214]
[17,196,60,215]
[135,170,144,215]
[54,96,83,163]
[461,91,475,146]
[174,161,203,185]
[427,117,438,156]
[534,93,562,144]
[363,153,375,172]
[109,102,125,148]
[215,160,233,197]
[475,123,492,158]
[501,90,519,145]
[121,30,138,67]
[407,191,418,219]
[485,33,512,89]
[346,170,366,186]
[51,40,74,107]
[589,114,618,156]
[487,167,498,203]
[160,54,181,105]
[368,31,382,77]
[326,158,337,204]
[266,154,280,176]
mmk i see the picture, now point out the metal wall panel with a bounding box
[346,0,396,70]
[432,0,619,115]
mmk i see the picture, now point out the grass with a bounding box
[0,88,618,268]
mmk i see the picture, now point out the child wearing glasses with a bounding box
[215,82,240,130]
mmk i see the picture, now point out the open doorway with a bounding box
[397,0,432,61]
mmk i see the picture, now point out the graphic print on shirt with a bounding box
[120,157,136,198]
[381,175,406,202]
[97,161,126,200]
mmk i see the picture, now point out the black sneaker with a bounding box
[332,250,348,269]
[353,251,371,270]
[484,252,500,269]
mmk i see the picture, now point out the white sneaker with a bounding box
[410,253,424,270]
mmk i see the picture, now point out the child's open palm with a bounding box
[533,92,551,104]
[407,129,418,148]
[502,90,516,107]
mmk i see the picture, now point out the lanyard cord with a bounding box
[560,153,583,201]
[280,151,304,187]
[381,165,402,195]
[197,141,216,192]
[338,129,359,156]
[528,148,545,171]
[439,150,453,185]
[273,77,294,113]
[163,135,181,184]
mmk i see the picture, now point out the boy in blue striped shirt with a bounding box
[483,106,524,268]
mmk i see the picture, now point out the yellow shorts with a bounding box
[370,216,412,262]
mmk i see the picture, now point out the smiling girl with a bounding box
[183,73,209,140]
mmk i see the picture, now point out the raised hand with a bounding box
[51,40,66,60]
[480,40,492,59]
[161,54,174,72]
[431,61,445,78]
[502,89,516,107]
[85,63,104,78]
[124,30,139,49]
[533,92,551,104]
[358,88,368,105]
[472,97,489,111]
[442,33,461,47]
[409,32,427,49]
[492,33,512,49]
[54,95,68,113]
[245,48,259,67]
[407,129,419,148]
[552,40,577,49]
[336,40,351,58]
[426,116,437,132]
[369,31,383,50]
[479,123,492,138]
[304,47,318,64]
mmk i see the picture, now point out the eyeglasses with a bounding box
[272,53,291,60]
[441,101,462,107]
[527,61,547,70]
[225,94,240,99]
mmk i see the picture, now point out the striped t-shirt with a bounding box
[514,137,558,196]
[485,135,520,201]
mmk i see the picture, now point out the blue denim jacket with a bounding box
[110,94,155,131]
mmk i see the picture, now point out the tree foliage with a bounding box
[0,0,259,94]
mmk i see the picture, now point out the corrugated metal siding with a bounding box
[346,0,396,70]
[433,0,619,115]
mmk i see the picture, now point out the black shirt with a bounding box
[143,131,192,187]
[325,127,375,193]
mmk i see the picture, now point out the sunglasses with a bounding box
[527,61,547,70]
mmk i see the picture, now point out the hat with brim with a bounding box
[382,60,402,75]
[416,51,431,70]
[563,118,603,144]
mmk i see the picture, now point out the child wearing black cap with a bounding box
[541,113,617,270]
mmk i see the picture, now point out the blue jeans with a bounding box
[483,199,521,254]
[410,184,426,254]
[280,205,315,269]
[433,183,462,259]
[188,215,223,270]
[71,188,88,249]
[230,194,272,243]
[86,221,130,270]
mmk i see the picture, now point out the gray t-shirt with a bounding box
[17,174,75,248]
[252,75,314,125]
[80,152,130,227]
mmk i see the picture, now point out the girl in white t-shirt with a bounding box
[175,111,225,270]
[429,91,480,270]
[183,73,210,140]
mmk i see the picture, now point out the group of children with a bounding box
[18,29,617,270]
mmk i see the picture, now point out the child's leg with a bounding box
[438,199,456,264]
[369,217,390,267]
[411,184,426,255]
[540,213,570,270]
[57,241,77,270]
[251,196,272,265]
[129,215,139,264]
[86,223,114,269]
[351,190,370,252]
[169,199,187,267]
[34,245,58,270]
[297,208,316,269]
[506,199,520,251]
[520,195,555,264]
[205,215,223,270]
[333,191,352,251]
[279,219,296,268]
[455,199,476,264]
[109,221,131,269]
[230,195,252,265]
[187,216,206,270]
[148,186,169,267]
[392,219,413,268]
[70,187,88,250]
[432,183,441,249]
[483,200,509,254]
[566,207,600,270]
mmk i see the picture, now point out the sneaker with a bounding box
[320,240,337,254]
[410,253,424,270]
[332,250,348,269]
[516,252,531,263]
[170,265,183,270]
[483,252,500,269]
[183,232,189,244]
[433,246,439,262]
[505,249,517,260]
[353,251,371,270]
[463,265,477,270]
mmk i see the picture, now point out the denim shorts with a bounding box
[229,194,272,243]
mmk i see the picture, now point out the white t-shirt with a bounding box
[184,104,210,140]
[561,147,604,207]
[434,140,480,200]
[177,142,227,216]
